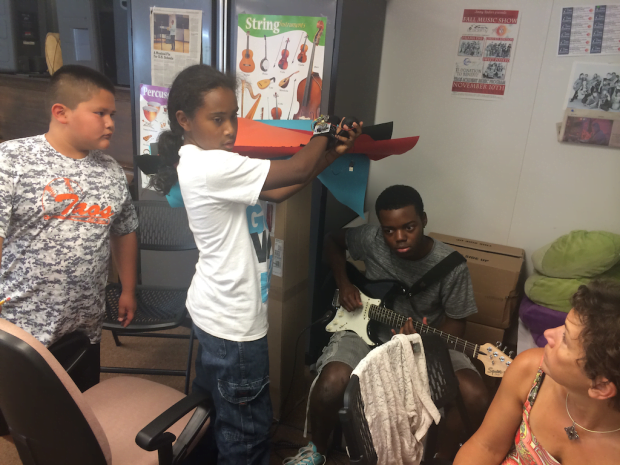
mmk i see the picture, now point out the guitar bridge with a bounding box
[332,289,340,309]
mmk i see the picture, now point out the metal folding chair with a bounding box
[101,201,197,394]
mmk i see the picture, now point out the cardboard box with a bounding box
[267,184,313,420]
[463,321,505,347]
[429,232,524,329]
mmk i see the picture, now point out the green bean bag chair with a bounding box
[532,230,620,279]
[525,263,620,313]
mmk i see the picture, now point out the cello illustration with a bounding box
[239,31,255,73]
[271,93,282,120]
[293,21,324,120]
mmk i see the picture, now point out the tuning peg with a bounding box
[496,341,503,349]
[508,351,514,359]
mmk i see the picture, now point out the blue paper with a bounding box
[260,120,369,218]
[257,120,313,131]
[166,182,185,208]
[317,154,369,218]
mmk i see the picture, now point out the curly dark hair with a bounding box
[571,280,620,411]
[149,65,237,195]
[375,185,424,219]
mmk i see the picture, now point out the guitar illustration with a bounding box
[324,265,513,378]
[239,31,255,73]
[260,35,269,71]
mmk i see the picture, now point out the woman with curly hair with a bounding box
[455,280,620,465]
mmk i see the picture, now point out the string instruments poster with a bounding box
[235,14,327,121]
[452,9,521,99]
[139,84,170,188]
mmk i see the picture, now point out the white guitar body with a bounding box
[324,286,513,377]
[325,290,379,346]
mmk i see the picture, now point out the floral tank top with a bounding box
[501,367,561,465]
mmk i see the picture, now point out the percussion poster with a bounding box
[139,84,170,188]
[150,6,202,88]
[558,5,620,57]
[235,14,327,121]
[451,9,521,99]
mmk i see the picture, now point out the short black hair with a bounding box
[47,65,115,112]
[375,185,424,218]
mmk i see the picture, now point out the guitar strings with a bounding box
[368,304,481,355]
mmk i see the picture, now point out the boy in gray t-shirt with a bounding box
[0,65,138,392]
[286,185,490,465]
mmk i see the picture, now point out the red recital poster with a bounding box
[452,9,520,99]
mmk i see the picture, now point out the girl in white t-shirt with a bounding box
[150,64,361,465]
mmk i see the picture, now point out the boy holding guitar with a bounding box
[286,185,490,464]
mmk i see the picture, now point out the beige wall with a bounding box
[370,0,620,272]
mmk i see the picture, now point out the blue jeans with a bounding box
[192,325,272,465]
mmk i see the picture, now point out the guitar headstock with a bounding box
[476,343,513,378]
[314,21,325,45]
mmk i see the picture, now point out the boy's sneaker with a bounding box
[282,441,326,465]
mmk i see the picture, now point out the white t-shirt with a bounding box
[177,144,272,341]
[170,23,176,35]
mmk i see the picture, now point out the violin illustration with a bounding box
[297,34,308,63]
[279,71,299,89]
[278,38,290,70]
[239,31,255,73]
[293,21,324,120]
[271,93,282,120]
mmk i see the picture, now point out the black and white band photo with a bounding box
[482,61,507,80]
[485,41,512,58]
[565,63,620,113]
[458,39,482,57]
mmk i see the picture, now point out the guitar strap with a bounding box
[405,251,466,299]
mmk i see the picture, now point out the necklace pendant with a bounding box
[565,423,580,441]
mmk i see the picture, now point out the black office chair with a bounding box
[339,332,473,465]
[0,317,212,465]
[101,201,198,394]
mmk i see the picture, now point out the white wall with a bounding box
[370,0,620,272]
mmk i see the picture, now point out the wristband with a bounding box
[311,115,338,147]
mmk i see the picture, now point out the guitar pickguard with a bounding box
[325,293,382,346]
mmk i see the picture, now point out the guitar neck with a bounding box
[368,304,479,358]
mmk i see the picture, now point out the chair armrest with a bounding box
[135,391,212,460]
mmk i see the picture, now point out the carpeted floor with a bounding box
[0,325,349,465]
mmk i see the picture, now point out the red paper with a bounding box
[233,119,419,160]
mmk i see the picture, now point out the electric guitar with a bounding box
[324,266,513,378]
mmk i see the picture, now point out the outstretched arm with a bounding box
[259,145,339,203]
[261,121,362,192]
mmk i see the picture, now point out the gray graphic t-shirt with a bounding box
[0,135,138,346]
[346,225,477,335]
